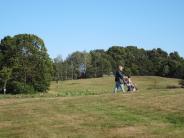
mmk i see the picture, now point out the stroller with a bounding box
[124,76,138,92]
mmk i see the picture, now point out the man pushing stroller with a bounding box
[113,65,126,93]
[113,65,137,93]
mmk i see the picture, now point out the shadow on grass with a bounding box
[147,85,181,90]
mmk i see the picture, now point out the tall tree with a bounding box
[0,67,12,94]
[53,55,64,81]
[66,51,91,79]
[0,34,53,94]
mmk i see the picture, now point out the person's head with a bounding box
[128,75,131,78]
[118,65,124,71]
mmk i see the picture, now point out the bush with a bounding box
[7,81,35,94]
[179,79,184,88]
[33,81,49,92]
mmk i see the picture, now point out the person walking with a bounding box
[113,65,126,94]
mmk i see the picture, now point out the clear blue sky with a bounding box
[0,0,184,59]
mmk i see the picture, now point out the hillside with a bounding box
[0,76,184,138]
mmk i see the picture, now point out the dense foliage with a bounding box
[53,46,184,81]
[0,34,53,94]
[1,33,183,94]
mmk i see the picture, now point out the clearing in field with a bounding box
[0,76,184,138]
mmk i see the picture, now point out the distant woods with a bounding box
[53,46,184,81]
[0,34,184,94]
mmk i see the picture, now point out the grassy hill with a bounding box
[0,76,184,138]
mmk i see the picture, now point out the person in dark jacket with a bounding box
[113,65,126,93]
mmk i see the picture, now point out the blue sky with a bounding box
[0,0,184,59]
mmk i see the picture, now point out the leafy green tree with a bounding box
[66,51,91,79]
[162,65,170,77]
[0,67,12,94]
[52,46,184,80]
[175,64,184,78]
[53,55,64,81]
[170,52,181,61]
[0,34,53,94]
[90,50,103,77]
[89,50,112,77]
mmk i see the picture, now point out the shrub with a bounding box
[179,79,184,88]
[7,81,35,94]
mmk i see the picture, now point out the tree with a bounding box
[90,50,102,77]
[0,67,12,94]
[175,64,184,78]
[0,34,53,94]
[53,46,184,80]
[170,52,181,61]
[66,51,91,79]
[162,65,170,77]
[87,49,112,78]
[53,55,64,81]
[179,79,184,88]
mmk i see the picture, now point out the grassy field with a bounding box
[0,76,184,138]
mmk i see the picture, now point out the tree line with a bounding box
[53,46,184,80]
[0,34,184,94]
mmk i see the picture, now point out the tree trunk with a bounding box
[95,58,97,78]
[65,64,68,80]
[3,79,8,95]
[24,71,27,89]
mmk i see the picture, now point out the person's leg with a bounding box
[113,87,117,94]
[113,82,118,94]
[120,83,125,93]
[115,82,121,93]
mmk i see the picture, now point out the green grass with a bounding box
[0,76,184,138]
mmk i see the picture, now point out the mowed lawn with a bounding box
[0,76,184,138]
